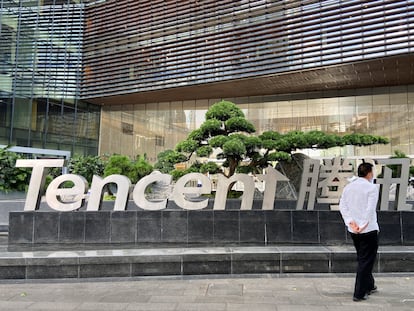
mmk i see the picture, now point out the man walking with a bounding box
[339,162,379,302]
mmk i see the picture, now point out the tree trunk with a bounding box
[228,158,238,177]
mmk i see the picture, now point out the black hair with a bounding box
[358,162,373,177]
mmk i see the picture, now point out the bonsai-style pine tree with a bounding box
[157,100,389,178]
[175,100,258,177]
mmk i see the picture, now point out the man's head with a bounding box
[358,162,374,179]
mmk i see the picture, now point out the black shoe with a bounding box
[367,286,378,295]
[353,295,368,302]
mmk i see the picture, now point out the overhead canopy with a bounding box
[86,54,414,106]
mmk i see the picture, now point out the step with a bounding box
[0,245,413,279]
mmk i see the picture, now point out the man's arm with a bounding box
[339,189,355,231]
[358,185,379,231]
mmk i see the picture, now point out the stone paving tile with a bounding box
[0,301,34,311]
[175,302,227,311]
[27,301,80,310]
[0,275,413,310]
[148,295,197,303]
[76,302,129,310]
[195,295,252,304]
[99,292,152,303]
[277,306,329,311]
[124,302,177,311]
[207,283,243,296]
[227,303,277,311]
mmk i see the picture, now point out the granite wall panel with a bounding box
[0,266,26,279]
[26,265,79,279]
[132,255,182,276]
[188,211,214,244]
[330,251,358,273]
[402,212,414,244]
[7,209,414,248]
[292,211,319,243]
[132,262,182,276]
[8,212,34,244]
[379,252,414,272]
[59,212,85,243]
[80,263,131,278]
[183,254,231,275]
[231,253,280,274]
[265,210,292,244]
[239,211,265,244]
[137,211,162,243]
[84,212,110,243]
[378,211,401,245]
[161,211,187,243]
[213,211,239,244]
[111,211,136,243]
[318,211,347,244]
[281,251,330,273]
[33,212,59,243]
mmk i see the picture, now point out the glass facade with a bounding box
[83,0,414,98]
[0,0,100,155]
[1,0,413,161]
[100,85,414,163]
[90,0,414,163]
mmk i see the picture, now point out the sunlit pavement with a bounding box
[0,274,413,310]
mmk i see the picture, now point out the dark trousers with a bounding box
[350,230,379,299]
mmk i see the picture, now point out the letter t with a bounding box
[15,159,64,211]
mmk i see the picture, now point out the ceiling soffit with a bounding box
[86,54,414,106]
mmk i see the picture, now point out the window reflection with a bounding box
[83,1,414,98]
[0,0,98,155]
[100,85,414,162]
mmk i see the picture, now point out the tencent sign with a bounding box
[15,159,289,212]
[16,157,412,212]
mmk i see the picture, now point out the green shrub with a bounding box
[132,155,153,181]
[104,154,153,184]
[0,147,31,193]
[104,154,134,179]
[68,154,106,185]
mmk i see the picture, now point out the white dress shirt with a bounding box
[339,177,380,234]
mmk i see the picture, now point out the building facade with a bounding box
[1,0,414,161]
[0,0,99,156]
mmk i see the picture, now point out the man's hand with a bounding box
[349,221,369,233]
[349,221,359,233]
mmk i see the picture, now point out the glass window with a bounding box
[98,85,414,162]
[120,105,134,156]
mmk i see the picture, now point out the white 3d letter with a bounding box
[87,174,131,211]
[46,174,88,211]
[16,159,64,211]
[133,173,172,210]
[172,173,211,210]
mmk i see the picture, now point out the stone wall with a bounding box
[8,210,414,248]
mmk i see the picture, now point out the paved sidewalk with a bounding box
[0,274,413,310]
